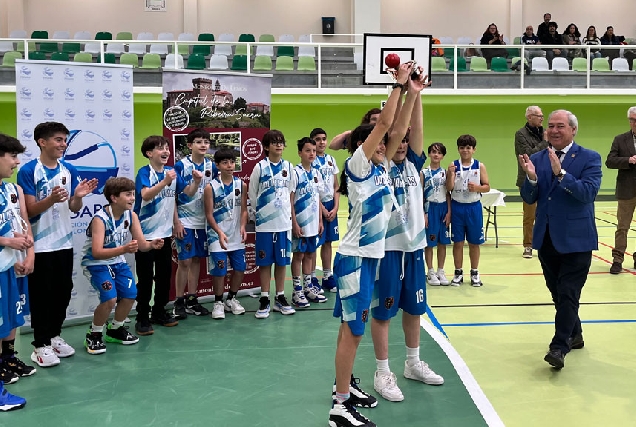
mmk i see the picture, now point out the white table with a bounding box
[481,189,506,248]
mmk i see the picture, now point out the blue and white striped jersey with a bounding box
[0,182,21,272]
[292,164,323,237]
[81,207,132,266]
[423,166,448,211]
[312,154,339,203]
[248,158,295,232]
[207,177,244,253]
[175,156,217,229]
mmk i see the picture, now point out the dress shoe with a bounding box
[544,349,565,369]
[610,262,622,274]
[568,334,584,350]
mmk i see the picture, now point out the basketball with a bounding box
[385,53,400,69]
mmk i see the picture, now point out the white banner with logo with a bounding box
[15,60,135,324]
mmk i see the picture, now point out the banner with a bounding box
[15,60,135,323]
[162,70,272,298]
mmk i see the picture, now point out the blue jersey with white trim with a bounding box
[207,177,244,253]
[175,156,217,228]
[81,208,132,266]
[312,154,339,203]
[248,158,294,232]
[292,164,322,237]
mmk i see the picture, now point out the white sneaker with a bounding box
[50,336,75,358]
[451,269,463,287]
[211,301,225,319]
[273,295,296,315]
[291,288,310,308]
[470,269,483,287]
[427,269,440,286]
[373,370,404,402]
[404,360,444,385]
[437,269,450,286]
[304,285,328,303]
[224,298,246,315]
[31,346,60,367]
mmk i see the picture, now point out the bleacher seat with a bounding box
[153,32,174,55]
[277,46,295,57]
[106,42,125,54]
[470,57,488,71]
[95,32,113,40]
[165,53,184,69]
[101,53,117,64]
[119,53,139,67]
[209,54,228,70]
[50,52,69,61]
[551,57,570,71]
[193,33,214,56]
[279,34,294,43]
[73,52,93,63]
[449,56,467,72]
[257,34,275,56]
[215,33,235,56]
[431,57,448,72]
[231,55,248,71]
[612,58,630,72]
[140,53,161,69]
[186,53,206,70]
[177,33,195,55]
[275,56,294,71]
[592,57,611,72]
[74,31,91,40]
[28,51,46,60]
[62,42,80,54]
[31,31,48,39]
[298,34,311,43]
[235,44,251,57]
[298,43,315,58]
[0,41,14,53]
[572,57,588,72]
[532,57,549,71]
[253,55,273,71]
[129,32,152,55]
[297,56,316,71]
[52,31,70,40]
[490,57,510,72]
[1,51,22,67]
[83,42,101,54]
[9,30,27,38]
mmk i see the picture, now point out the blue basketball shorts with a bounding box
[0,268,27,338]
[450,200,485,245]
[255,231,292,266]
[84,262,137,303]
[426,201,451,247]
[318,199,340,245]
[372,250,426,320]
[175,228,208,260]
[292,234,320,253]
[208,249,246,277]
[332,254,379,336]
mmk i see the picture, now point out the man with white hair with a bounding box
[605,106,636,274]
[519,110,602,369]
[514,106,548,258]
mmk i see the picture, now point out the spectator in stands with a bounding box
[623,39,636,70]
[480,23,508,66]
[464,44,480,58]
[600,26,626,61]
[431,37,444,57]
[537,13,553,40]
[562,24,582,59]
[581,26,602,60]
[522,25,544,61]
[540,22,566,65]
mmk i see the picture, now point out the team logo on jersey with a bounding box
[101,281,113,291]
[124,220,129,228]
[61,176,67,185]
[205,170,212,177]
[429,234,436,242]
[282,169,288,177]
[235,189,240,196]
[384,297,394,309]
[10,194,17,204]
[361,309,369,323]
[328,161,333,166]
[217,260,225,269]
[313,176,318,183]
[301,238,306,245]
[185,243,192,252]
[259,250,266,259]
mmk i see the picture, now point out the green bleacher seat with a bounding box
[231,55,248,71]
[431,57,448,72]
[277,46,294,57]
[119,53,139,67]
[449,56,467,72]
[62,42,81,54]
[73,52,93,63]
[95,32,113,40]
[116,32,133,40]
[1,51,22,67]
[572,57,588,72]
[470,57,489,71]
[50,52,69,61]
[186,53,206,70]
[140,53,161,69]
[28,51,46,61]
[275,56,294,71]
[253,55,272,71]
[297,56,316,71]
[592,57,611,72]
[491,57,510,72]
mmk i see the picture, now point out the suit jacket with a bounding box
[605,131,636,199]
[521,142,602,254]
[514,124,549,187]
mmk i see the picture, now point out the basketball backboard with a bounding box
[363,33,432,85]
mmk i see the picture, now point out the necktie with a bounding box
[555,150,564,159]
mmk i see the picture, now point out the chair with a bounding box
[137,32,154,40]
[52,31,70,40]
[9,30,27,38]
[50,52,69,61]
[513,37,521,45]
[443,48,456,59]
[551,57,570,71]
[102,53,116,64]
[490,57,509,72]
[215,33,235,56]
[186,53,206,70]
[28,51,46,61]
[73,52,93,63]
[235,44,251,56]
[431,56,448,72]
[106,42,125,54]
[30,31,48,39]
[208,54,228,70]
[253,55,272,71]
[0,41,14,53]
[153,32,174,55]
[238,34,255,55]
[95,32,113,40]
[506,47,520,57]
[62,42,80,54]
[531,57,550,71]
[1,51,22,67]
[298,44,315,58]
[83,42,101,54]
[16,41,36,53]
[612,57,630,72]
[277,46,295,57]
[572,57,588,72]
[353,51,363,70]
[129,32,152,55]
[177,33,195,55]
[510,57,528,68]
[298,34,311,43]
[231,54,248,71]
[258,34,275,56]
[39,39,59,53]
[439,37,454,45]
[165,53,184,69]
[119,53,139,67]
[275,56,294,71]
[74,31,91,40]
[297,56,316,71]
[193,33,214,56]
[449,56,467,72]
[469,57,488,71]
[260,34,276,43]
[457,37,473,46]
[592,57,611,72]
[116,32,133,40]
[140,53,161,69]
[279,34,295,43]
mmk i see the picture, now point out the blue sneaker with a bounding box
[322,276,337,293]
[0,382,26,411]
[305,285,328,303]
[273,295,296,315]
[292,286,311,308]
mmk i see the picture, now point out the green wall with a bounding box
[0,92,631,195]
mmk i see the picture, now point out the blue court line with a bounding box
[442,319,636,327]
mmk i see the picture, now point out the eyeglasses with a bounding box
[629,118,636,123]
[531,114,544,119]
[270,140,286,146]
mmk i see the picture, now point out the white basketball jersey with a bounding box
[248,158,295,232]
[313,154,339,203]
[292,165,322,238]
[0,182,20,273]
[451,159,482,203]
[81,208,132,266]
[337,147,393,258]
[135,165,178,240]
[176,156,216,229]
[207,177,244,253]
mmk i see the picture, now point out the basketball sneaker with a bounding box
[84,331,107,355]
[292,286,311,308]
[274,295,296,315]
[322,276,337,293]
[373,370,404,402]
[30,345,60,367]
[0,367,18,385]
[173,297,188,320]
[404,360,444,385]
[186,295,210,316]
[427,269,440,286]
[328,399,376,427]
[255,297,270,319]
[135,318,154,336]
[105,324,139,345]
[1,353,36,377]
[51,336,75,358]
[211,301,225,319]
[332,375,378,408]
[470,269,483,287]
[437,269,450,286]
[224,298,246,315]
[0,382,26,411]
[451,269,463,286]
[305,285,328,303]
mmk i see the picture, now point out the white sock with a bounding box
[303,274,312,287]
[376,358,390,373]
[91,323,104,333]
[276,291,284,297]
[311,270,316,279]
[406,346,420,367]
[292,276,302,288]
[261,292,269,299]
[323,268,332,278]
[112,320,124,329]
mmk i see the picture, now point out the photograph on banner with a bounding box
[14,60,135,324]
[162,70,272,299]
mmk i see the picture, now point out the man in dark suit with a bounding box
[605,107,636,274]
[519,110,602,369]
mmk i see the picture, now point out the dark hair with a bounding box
[347,124,376,155]
[543,13,551,18]
[33,122,69,146]
[564,23,581,38]
[186,128,210,144]
[103,177,134,204]
[428,142,446,156]
[586,26,597,38]
[457,134,477,148]
[262,129,285,152]
[483,23,499,37]
[361,108,381,125]
[141,135,169,158]
[297,136,315,151]
[310,128,327,139]
[548,22,558,30]
[214,148,236,164]
[0,134,25,156]
[338,168,349,196]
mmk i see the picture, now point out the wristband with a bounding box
[392,82,405,90]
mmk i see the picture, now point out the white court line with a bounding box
[420,318,505,427]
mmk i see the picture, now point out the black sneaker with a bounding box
[135,318,154,336]
[173,298,188,320]
[0,366,19,384]
[84,331,106,355]
[332,375,378,408]
[185,295,210,316]
[328,399,376,427]
[150,310,179,327]
[105,324,140,345]
[2,354,36,377]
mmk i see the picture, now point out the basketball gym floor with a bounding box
[6,201,636,427]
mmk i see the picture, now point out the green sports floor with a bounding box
[6,201,636,427]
